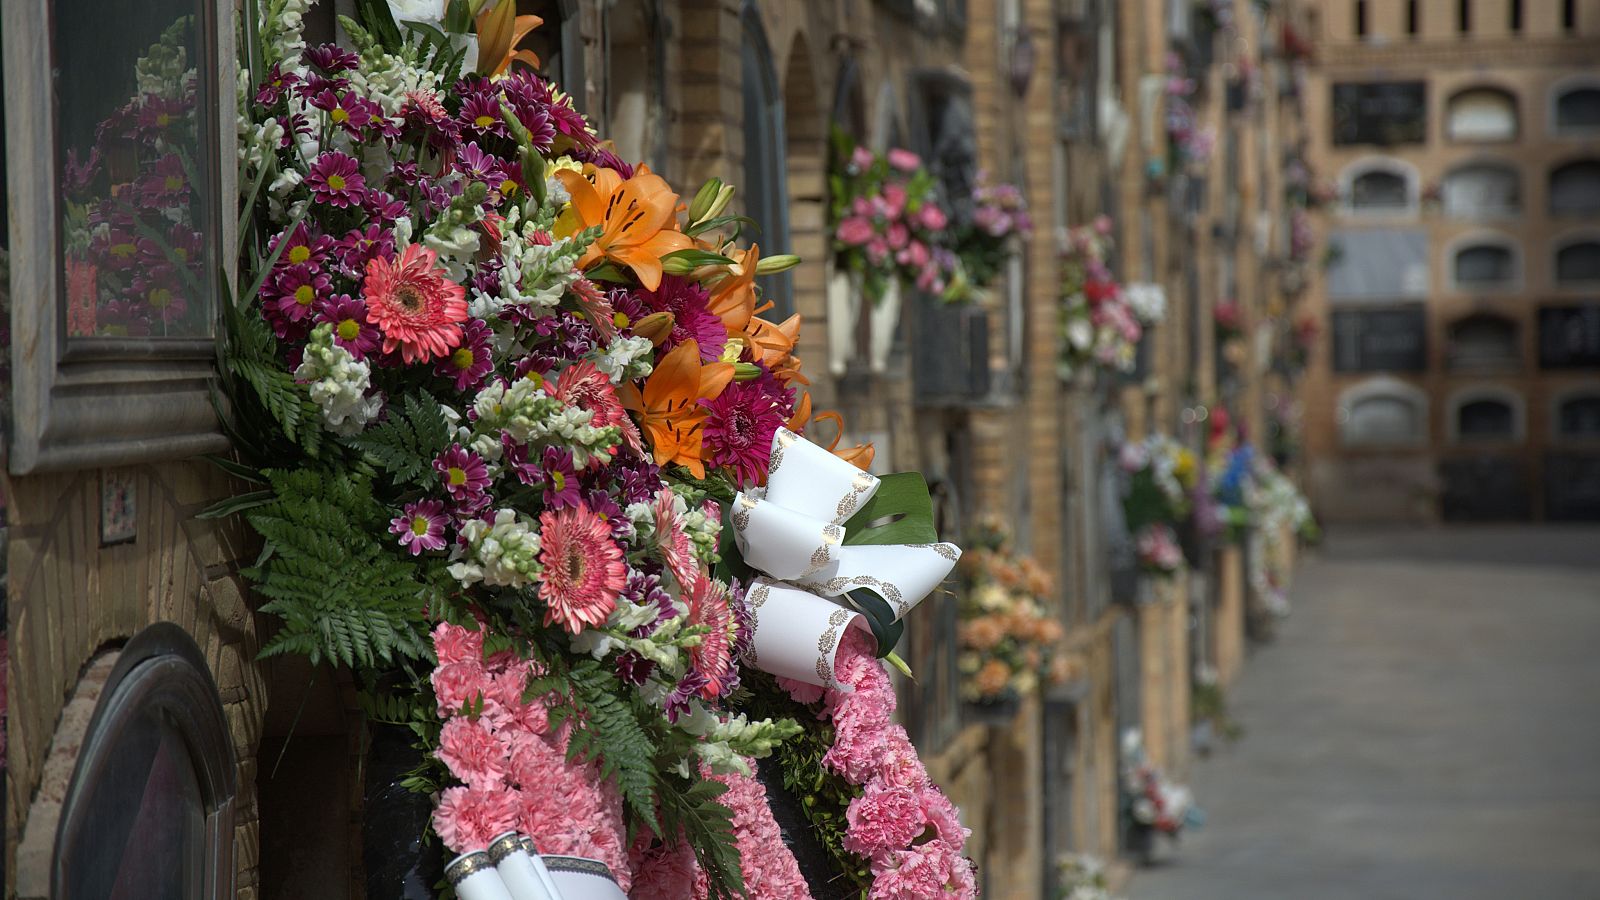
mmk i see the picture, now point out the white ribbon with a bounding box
[733,428,961,689]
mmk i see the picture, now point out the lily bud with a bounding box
[687,178,723,224]
[755,253,801,275]
[661,255,696,276]
[732,362,764,381]
[704,184,736,222]
[632,311,675,345]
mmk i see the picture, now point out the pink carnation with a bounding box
[434,785,520,855]
[869,844,975,899]
[437,717,509,791]
[877,727,930,790]
[842,784,928,860]
[432,660,489,718]
[887,148,921,173]
[432,621,484,667]
[629,833,698,900]
[836,216,876,247]
[700,762,808,897]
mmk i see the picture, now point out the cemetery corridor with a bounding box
[1129,527,1600,900]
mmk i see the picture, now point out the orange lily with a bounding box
[619,340,733,478]
[554,164,694,291]
[705,244,769,339]
[475,2,542,78]
[811,411,875,471]
[785,391,812,432]
[747,313,808,386]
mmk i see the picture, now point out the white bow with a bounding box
[733,428,961,689]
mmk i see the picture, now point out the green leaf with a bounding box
[203,454,266,485]
[840,471,939,546]
[660,248,736,268]
[196,489,275,520]
[846,587,905,658]
[346,392,450,486]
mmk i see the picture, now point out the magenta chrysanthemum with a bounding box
[305,150,365,207]
[637,276,728,362]
[390,499,448,555]
[537,503,626,634]
[434,317,495,390]
[315,294,379,359]
[433,443,491,502]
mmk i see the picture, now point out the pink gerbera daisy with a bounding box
[362,243,468,364]
[650,488,697,590]
[548,359,642,457]
[537,503,627,634]
[390,499,448,555]
[683,574,735,700]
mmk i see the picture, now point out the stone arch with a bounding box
[1442,158,1520,219]
[1339,156,1419,216]
[1447,385,1525,443]
[1445,230,1522,292]
[601,0,667,171]
[1554,230,1600,286]
[1338,377,1428,447]
[1550,74,1600,136]
[1445,85,1519,143]
[1446,312,1520,372]
[1549,158,1600,217]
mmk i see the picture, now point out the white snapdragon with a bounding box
[294,324,382,436]
[471,378,619,466]
[260,0,314,70]
[240,116,285,170]
[592,335,656,382]
[448,509,543,589]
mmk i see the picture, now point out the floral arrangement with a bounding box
[1121,729,1197,841]
[1052,854,1124,900]
[224,4,971,897]
[828,127,959,304]
[1189,664,1242,757]
[1118,435,1197,577]
[1164,54,1215,171]
[948,172,1032,299]
[1213,297,1243,344]
[59,18,210,337]
[1057,218,1144,379]
[1245,460,1317,619]
[955,521,1067,706]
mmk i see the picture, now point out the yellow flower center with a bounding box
[410,515,431,536]
[474,114,495,128]
[110,242,137,260]
[331,107,350,124]
[148,287,173,308]
[498,179,517,196]
[447,466,467,487]
[164,175,183,191]
[326,174,346,191]
[173,248,188,263]
[523,371,545,388]
[451,347,475,370]
[294,285,315,306]
[337,318,361,340]
[612,312,630,328]
[156,113,172,127]
[550,471,565,491]
[289,245,311,264]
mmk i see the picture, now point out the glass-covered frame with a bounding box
[3,0,235,473]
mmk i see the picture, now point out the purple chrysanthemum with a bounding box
[315,294,379,360]
[433,444,492,503]
[269,264,333,327]
[701,379,786,486]
[333,224,395,279]
[637,276,727,362]
[309,88,377,135]
[254,63,299,107]
[272,222,334,269]
[540,446,582,510]
[458,92,505,138]
[304,43,360,74]
[305,151,365,208]
[434,318,495,391]
[390,499,449,556]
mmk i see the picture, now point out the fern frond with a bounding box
[346,391,450,486]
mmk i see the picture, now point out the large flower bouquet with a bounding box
[225,3,973,897]
[1057,219,1143,379]
[955,522,1067,707]
[1120,729,1197,847]
[827,127,959,304]
[1118,435,1196,577]
[947,172,1031,300]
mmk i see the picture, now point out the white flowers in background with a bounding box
[1053,853,1124,900]
[1123,282,1167,325]
[295,324,382,436]
[448,509,543,589]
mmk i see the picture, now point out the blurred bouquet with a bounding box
[1119,435,1197,577]
[828,127,960,303]
[956,521,1067,706]
[1058,217,1144,379]
[1052,853,1125,900]
[1121,729,1198,839]
[947,171,1032,299]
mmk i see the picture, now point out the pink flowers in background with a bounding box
[828,129,960,303]
[429,622,633,887]
[782,629,978,899]
[1135,523,1184,575]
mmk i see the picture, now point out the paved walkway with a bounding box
[1129,526,1600,900]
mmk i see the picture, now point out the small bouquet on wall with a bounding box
[1058,217,1142,380]
[955,521,1067,720]
[947,172,1032,302]
[826,126,959,304]
[1244,457,1318,623]
[1052,853,1126,900]
[1164,53,1215,172]
[1118,436,1197,578]
[1120,729,1199,862]
[225,4,976,898]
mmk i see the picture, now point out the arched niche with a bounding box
[602,0,666,171]
[738,1,792,317]
[1550,159,1600,217]
[1448,387,1524,443]
[1340,157,1417,216]
[1442,160,1519,219]
[1446,313,1520,372]
[1446,86,1519,143]
[1338,378,1429,447]
[1447,233,1520,291]
[1551,78,1600,136]
[1555,236,1600,285]
[1555,391,1600,439]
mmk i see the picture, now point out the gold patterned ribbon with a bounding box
[732,428,961,689]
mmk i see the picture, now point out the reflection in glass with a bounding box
[56,0,213,338]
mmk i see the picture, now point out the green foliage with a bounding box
[657,775,746,900]
[346,392,451,487]
[840,471,939,546]
[539,658,661,827]
[245,469,432,669]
